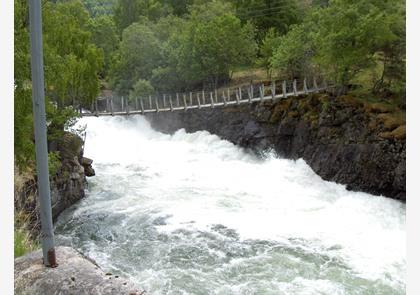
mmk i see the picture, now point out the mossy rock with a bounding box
[390,125,406,139]
[368,119,379,131]
[378,131,393,140]
[58,132,84,160]
[270,100,291,123]
[378,125,406,140]
[287,111,299,118]
[377,113,405,131]
[365,102,395,114]
[317,94,330,104]
[297,98,311,112]
[339,95,364,108]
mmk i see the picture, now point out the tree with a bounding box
[269,0,405,96]
[113,0,170,35]
[232,0,302,39]
[310,0,405,92]
[82,0,117,17]
[42,0,104,108]
[175,1,257,89]
[270,23,313,79]
[14,0,103,167]
[14,0,34,166]
[110,22,162,95]
[88,15,119,76]
[160,0,193,16]
[129,79,155,101]
[258,28,282,77]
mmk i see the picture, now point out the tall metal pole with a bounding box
[29,0,57,267]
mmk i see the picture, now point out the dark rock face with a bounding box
[15,132,96,231]
[145,93,406,201]
[50,132,95,220]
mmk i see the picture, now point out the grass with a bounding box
[231,66,269,86]
[14,227,38,258]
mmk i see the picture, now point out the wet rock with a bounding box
[81,157,93,166]
[79,157,95,177]
[84,165,96,177]
[14,246,143,295]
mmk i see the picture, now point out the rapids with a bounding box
[56,115,406,294]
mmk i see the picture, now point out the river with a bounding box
[55,115,406,294]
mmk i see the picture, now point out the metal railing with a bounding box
[81,77,333,117]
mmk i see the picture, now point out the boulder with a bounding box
[80,157,93,166]
[15,246,144,295]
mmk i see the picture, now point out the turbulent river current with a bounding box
[56,115,406,295]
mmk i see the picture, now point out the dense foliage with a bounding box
[270,0,406,95]
[14,0,103,168]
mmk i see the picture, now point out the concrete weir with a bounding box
[14,247,144,295]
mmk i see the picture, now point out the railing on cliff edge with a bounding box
[80,77,335,117]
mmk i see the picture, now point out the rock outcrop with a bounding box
[15,246,143,295]
[14,131,96,233]
[50,132,95,220]
[145,93,406,201]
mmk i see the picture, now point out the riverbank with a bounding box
[146,92,406,201]
[14,131,95,241]
[14,132,145,294]
[15,246,144,295]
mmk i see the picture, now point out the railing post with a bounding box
[106,97,109,112]
[239,86,242,102]
[214,89,218,103]
[227,88,230,103]
[28,0,56,266]
[169,94,173,111]
[149,95,152,109]
[313,77,319,91]
[259,84,264,101]
[121,96,124,111]
[235,88,240,104]
[140,98,144,114]
[222,90,227,105]
[248,84,253,103]
[303,78,308,94]
[202,90,205,105]
[293,79,297,96]
[155,95,159,112]
[190,92,193,106]
[197,92,201,108]
[95,99,98,116]
[183,94,188,110]
[110,97,114,115]
[271,80,276,99]
[176,93,180,107]
[210,91,214,108]
[135,97,139,110]
[126,97,129,114]
[282,80,287,98]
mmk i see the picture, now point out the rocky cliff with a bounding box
[15,131,95,232]
[145,93,406,201]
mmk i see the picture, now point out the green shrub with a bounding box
[14,228,38,258]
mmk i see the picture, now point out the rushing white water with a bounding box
[56,115,406,294]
